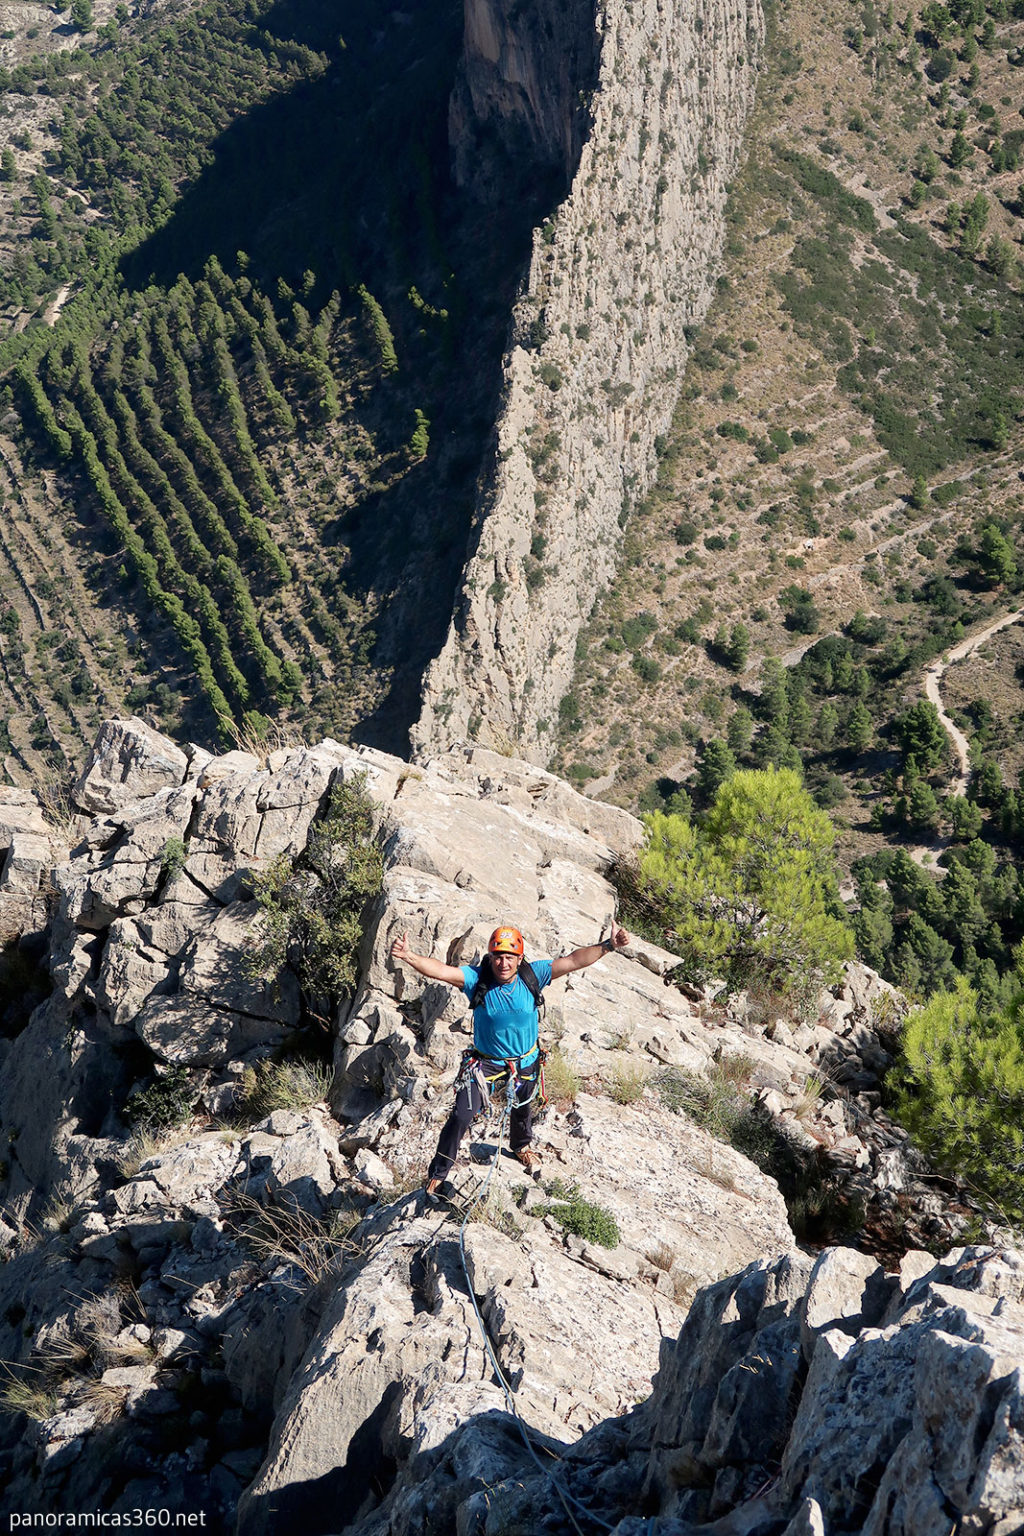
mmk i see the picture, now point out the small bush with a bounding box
[248,775,383,1013]
[632,655,662,684]
[160,836,187,881]
[125,1064,197,1132]
[541,1179,620,1248]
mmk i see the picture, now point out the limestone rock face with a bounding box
[351,1244,1024,1536]
[415,0,764,762]
[0,786,68,938]
[450,0,600,202]
[73,716,190,814]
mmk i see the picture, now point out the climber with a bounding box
[390,922,631,1198]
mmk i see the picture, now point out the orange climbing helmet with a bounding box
[488,926,525,956]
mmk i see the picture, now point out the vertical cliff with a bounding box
[448,0,600,206]
[413,0,763,763]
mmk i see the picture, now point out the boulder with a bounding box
[74,718,189,815]
[239,1117,339,1213]
[56,784,198,931]
[799,1247,895,1362]
[0,785,52,845]
[137,994,295,1068]
[0,831,53,894]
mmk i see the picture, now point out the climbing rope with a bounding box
[453,1072,615,1536]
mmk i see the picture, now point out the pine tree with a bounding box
[847,702,874,753]
[639,767,853,993]
[893,962,1024,1218]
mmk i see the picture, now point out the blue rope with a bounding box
[453,1074,614,1536]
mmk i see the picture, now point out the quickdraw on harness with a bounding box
[453,1044,549,1115]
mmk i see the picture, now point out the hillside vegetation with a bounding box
[2,0,1024,1011]
[560,0,1024,1003]
[0,0,537,771]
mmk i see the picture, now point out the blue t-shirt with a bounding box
[460,959,553,1068]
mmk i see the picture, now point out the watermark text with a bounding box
[10,1515,207,1530]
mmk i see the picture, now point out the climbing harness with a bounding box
[453,1044,548,1117]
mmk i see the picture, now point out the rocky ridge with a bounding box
[0,718,1015,1531]
[413,0,764,764]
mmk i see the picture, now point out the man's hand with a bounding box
[610,924,630,949]
[391,932,411,964]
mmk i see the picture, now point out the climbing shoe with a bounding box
[423,1178,456,1205]
[514,1147,542,1178]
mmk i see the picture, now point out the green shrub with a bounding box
[125,1064,197,1132]
[622,612,658,649]
[160,836,187,881]
[890,967,1024,1219]
[248,775,383,1012]
[541,1179,620,1248]
[632,655,662,684]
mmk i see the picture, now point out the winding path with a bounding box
[924,607,1024,800]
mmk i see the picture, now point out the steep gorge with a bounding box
[414,0,764,762]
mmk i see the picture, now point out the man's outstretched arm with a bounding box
[550,924,631,980]
[390,932,466,988]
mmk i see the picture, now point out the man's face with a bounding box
[490,949,520,982]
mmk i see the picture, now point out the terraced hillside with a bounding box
[0,0,539,776]
[559,0,1024,825]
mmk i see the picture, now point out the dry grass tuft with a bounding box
[228,1190,362,1287]
[114,1127,172,1180]
[224,714,309,767]
[542,1046,582,1105]
[603,1058,649,1105]
[0,1367,60,1422]
[235,1058,334,1121]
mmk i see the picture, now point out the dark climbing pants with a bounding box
[427,1062,539,1183]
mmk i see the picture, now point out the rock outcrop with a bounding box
[366,1242,1024,1536]
[449,0,601,205]
[0,719,1009,1531]
[414,0,764,762]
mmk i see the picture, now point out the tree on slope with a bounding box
[892,958,1024,1220]
[639,767,853,997]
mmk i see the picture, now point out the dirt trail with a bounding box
[924,607,1024,799]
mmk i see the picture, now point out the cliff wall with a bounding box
[449,0,600,204]
[413,0,764,762]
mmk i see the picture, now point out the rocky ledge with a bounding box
[0,719,1014,1532]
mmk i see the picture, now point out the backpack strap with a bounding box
[469,954,545,1016]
